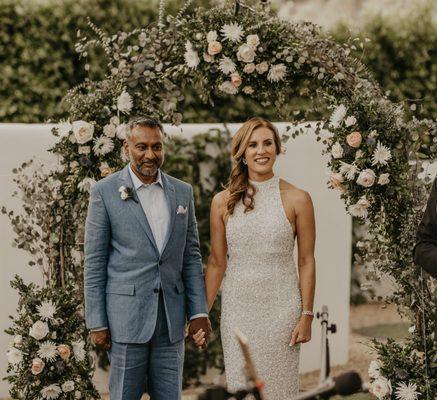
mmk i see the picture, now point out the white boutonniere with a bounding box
[118,185,138,202]
[176,205,188,215]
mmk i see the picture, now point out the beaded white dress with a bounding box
[221,176,302,400]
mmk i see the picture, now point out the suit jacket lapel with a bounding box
[118,165,160,256]
[161,173,176,253]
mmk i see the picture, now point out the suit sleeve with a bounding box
[182,186,208,319]
[413,179,437,278]
[84,185,111,329]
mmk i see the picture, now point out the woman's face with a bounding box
[244,126,277,175]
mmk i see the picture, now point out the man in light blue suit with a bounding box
[84,116,211,400]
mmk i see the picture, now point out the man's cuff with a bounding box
[90,327,108,332]
[190,313,208,321]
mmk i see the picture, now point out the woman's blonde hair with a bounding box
[225,117,281,216]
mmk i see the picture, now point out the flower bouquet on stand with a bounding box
[4,276,99,400]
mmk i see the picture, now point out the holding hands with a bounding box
[188,317,212,349]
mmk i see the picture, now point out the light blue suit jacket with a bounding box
[84,165,208,344]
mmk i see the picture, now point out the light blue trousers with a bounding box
[108,292,185,400]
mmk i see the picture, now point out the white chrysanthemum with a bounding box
[220,22,244,42]
[7,347,23,365]
[29,320,49,341]
[117,91,133,113]
[331,142,344,159]
[206,30,218,43]
[395,382,419,400]
[218,56,236,74]
[218,81,238,95]
[72,341,86,362]
[368,360,382,379]
[184,41,200,69]
[37,300,57,321]
[78,177,96,193]
[348,197,371,219]
[41,384,62,400]
[56,120,72,137]
[329,104,347,128]
[339,162,359,180]
[93,136,114,156]
[267,64,287,82]
[38,341,58,361]
[372,142,392,166]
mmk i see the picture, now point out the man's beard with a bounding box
[134,159,161,177]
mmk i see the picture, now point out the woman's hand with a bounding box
[289,315,313,346]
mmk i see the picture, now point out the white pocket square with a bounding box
[176,205,188,215]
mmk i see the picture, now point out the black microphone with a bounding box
[295,371,363,400]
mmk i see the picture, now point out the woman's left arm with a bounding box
[290,190,316,346]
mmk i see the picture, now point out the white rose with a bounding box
[345,115,357,127]
[75,390,82,399]
[370,377,392,400]
[117,90,133,113]
[368,360,382,379]
[357,169,376,187]
[255,61,269,74]
[29,321,49,341]
[72,121,94,144]
[378,173,390,185]
[14,335,23,345]
[246,34,260,48]
[242,86,254,95]
[62,381,75,393]
[203,53,214,63]
[103,124,116,138]
[237,43,256,63]
[243,63,256,74]
[348,196,371,218]
[69,161,79,170]
[110,116,120,126]
[7,347,23,365]
[116,123,128,140]
[206,30,218,43]
[331,142,344,159]
[72,341,86,362]
[78,146,91,155]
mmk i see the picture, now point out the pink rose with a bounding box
[329,172,344,189]
[31,358,45,375]
[57,344,71,360]
[99,162,112,178]
[207,41,222,56]
[346,131,362,148]
[231,73,242,87]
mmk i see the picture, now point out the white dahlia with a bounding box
[220,22,244,42]
[267,64,287,82]
[117,90,133,113]
[38,340,58,361]
[93,136,114,156]
[218,56,236,74]
[329,104,347,128]
[395,382,419,400]
[372,142,392,166]
[41,384,62,400]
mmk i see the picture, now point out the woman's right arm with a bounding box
[205,191,228,311]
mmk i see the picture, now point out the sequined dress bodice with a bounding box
[220,176,302,399]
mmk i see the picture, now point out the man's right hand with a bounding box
[90,329,111,350]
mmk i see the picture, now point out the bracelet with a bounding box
[302,310,314,317]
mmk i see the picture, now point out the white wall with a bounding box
[0,123,351,397]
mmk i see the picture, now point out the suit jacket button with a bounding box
[158,260,163,265]
[154,288,159,293]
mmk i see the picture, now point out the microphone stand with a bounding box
[318,305,337,384]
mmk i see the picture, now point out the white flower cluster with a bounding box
[183,21,288,96]
[6,297,87,399]
[327,105,393,219]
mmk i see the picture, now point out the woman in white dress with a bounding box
[195,117,316,399]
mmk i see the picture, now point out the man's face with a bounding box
[123,125,164,178]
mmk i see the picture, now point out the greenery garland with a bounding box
[3,1,436,398]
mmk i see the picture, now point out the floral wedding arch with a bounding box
[4,1,436,399]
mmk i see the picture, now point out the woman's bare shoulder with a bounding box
[212,189,230,209]
[279,179,312,205]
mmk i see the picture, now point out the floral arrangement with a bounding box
[4,277,99,399]
[3,0,436,396]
